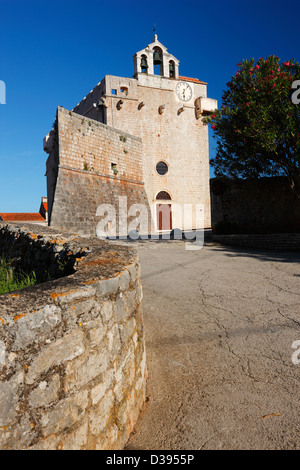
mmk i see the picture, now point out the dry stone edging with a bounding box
[0,223,147,450]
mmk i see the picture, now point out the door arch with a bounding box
[155,191,172,231]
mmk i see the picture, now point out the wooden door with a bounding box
[157,204,172,231]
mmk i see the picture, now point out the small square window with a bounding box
[111,163,118,175]
[111,89,117,95]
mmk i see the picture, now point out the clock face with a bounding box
[176,82,193,102]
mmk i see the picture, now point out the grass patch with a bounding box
[0,257,37,295]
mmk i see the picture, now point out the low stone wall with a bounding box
[0,224,87,282]
[212,233,300,251]
[210,176,300,234]
[0,223,147,450]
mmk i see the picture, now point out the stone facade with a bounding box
[45,36,217,235]
[0,223,147,450]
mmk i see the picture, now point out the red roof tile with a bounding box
[0,213,45,222]
[39,202,48,212]
[179,76,207,85]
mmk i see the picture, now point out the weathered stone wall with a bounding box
[0,224,147,450]
[47,107,151,236]
[210,176,300,233]
[0,224,86,282]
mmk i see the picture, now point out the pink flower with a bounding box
[255,65,260,69]
[283,61,290,66]
[272,83,276,88]
[211,124,216,130]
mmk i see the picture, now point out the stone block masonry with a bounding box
[0,223,147,450]
[47,107,151,236]
[0,224,86,282]
[210,176,300,234]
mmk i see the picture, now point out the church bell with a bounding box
[141,57,148,70]
[153,50,162,65]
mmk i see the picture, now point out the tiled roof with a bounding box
[0,213,45,222]
[179,76,207,85]
[40,202,48,212]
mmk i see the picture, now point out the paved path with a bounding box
[123,239,300,450]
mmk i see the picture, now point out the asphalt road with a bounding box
[123,238,300,450]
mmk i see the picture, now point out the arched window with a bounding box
[156,191,171,200]
[153,47,163,76]
[140,54,148,73]
[169,60,175,78]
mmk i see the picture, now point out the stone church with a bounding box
[44,35,217,236]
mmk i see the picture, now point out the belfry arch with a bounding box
[153,46,163,76]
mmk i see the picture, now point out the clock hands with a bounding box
[176,82,192,101]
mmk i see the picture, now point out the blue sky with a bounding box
[0,0,299,212]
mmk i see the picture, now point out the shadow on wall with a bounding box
[210,176,300,234]
[0,225,85,284]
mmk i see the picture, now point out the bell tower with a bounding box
[133,35,180,80]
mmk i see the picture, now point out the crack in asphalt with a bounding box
[125,243,300,450]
